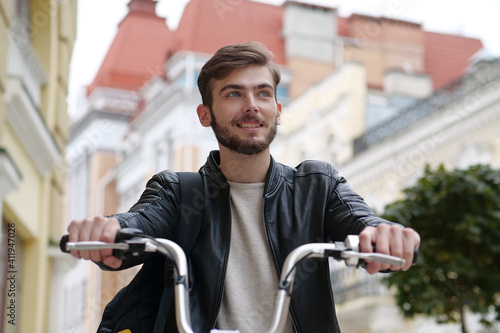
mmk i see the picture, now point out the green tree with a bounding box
[382,164,500,333]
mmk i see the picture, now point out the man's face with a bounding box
[199,65,281,155]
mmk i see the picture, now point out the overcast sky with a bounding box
[68,0,500,115]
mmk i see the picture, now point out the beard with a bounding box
[209,108,278,155]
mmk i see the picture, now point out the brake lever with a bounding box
[111,228,150,259]
[341,251,405,267]
[329,235,418,272]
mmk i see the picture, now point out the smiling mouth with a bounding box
[237,123,263,128]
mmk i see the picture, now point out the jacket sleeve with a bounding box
[97,170,182,270]
[324,165,400,241]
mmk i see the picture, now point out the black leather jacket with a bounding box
[113,151,394,332]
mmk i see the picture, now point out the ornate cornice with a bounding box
[342,84,500,189]
[5,78,61,175]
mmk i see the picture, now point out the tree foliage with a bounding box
[382,164,500,332]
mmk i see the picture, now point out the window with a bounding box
[327,134,336,165]
[155,135,174,172]
[13,0,31,43]
[68,158,89,221]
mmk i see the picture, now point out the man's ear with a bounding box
[197,104,212,127]
[276,102,282,125]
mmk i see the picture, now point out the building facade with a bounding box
[0,0,77,332]
[63,0,172,331]
[275,30,500,333]
[335,56,500,333]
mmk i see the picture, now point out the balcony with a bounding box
[0,148,22,198]
[4,19,60,175]
[7,19,46,107]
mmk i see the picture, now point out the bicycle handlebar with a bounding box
[61,230,194,333]
[60,228,151,259]
[60,229,418,333]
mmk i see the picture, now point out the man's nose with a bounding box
[243,94,259,112]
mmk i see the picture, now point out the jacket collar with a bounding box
[203,150,282,195]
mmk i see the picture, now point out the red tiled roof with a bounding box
[424,31,483,89]
[173,0,285,64]
[88,0,484,100]
[87,0,173,96]
[349,13,421,28]
[339,12,483,90]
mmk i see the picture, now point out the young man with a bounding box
[68,42,420,332]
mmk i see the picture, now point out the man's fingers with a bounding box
[98,217,122,266]
[72,218,97,259]
[389,226,404,271]
[79,217,104,261]
[402,227,420,271]
[100,216,120,243]
[67,219,82,259]
[373,224,391,272]
[66,216,122,266]
[359,224,420,274]
[359,226,379,273]
[358,226,376,253]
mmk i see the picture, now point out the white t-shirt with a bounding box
[216,181,294,333]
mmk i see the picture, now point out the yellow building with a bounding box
[0,0,77,332]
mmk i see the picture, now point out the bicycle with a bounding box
[60,228,416,333]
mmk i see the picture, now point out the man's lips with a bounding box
[234,116,264,129]
[237,122,263,128]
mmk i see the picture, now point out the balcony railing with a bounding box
[7,19,47,108]
[353,59,500,155]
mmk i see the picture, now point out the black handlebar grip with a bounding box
[60,235,70,253]
[59,233,128,260]
[59,233,125,258]
[412,246,419,265]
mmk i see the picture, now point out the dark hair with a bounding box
[197,41,281,107]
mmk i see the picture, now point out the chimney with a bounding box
[127,0,157,14]
[383,68,433,99]
[282,1,337,64]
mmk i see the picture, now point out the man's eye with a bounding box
[227,91,240,97]
[258,91,271,97]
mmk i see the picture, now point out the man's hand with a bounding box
[67,216,122,269]
[359,224,420,274]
